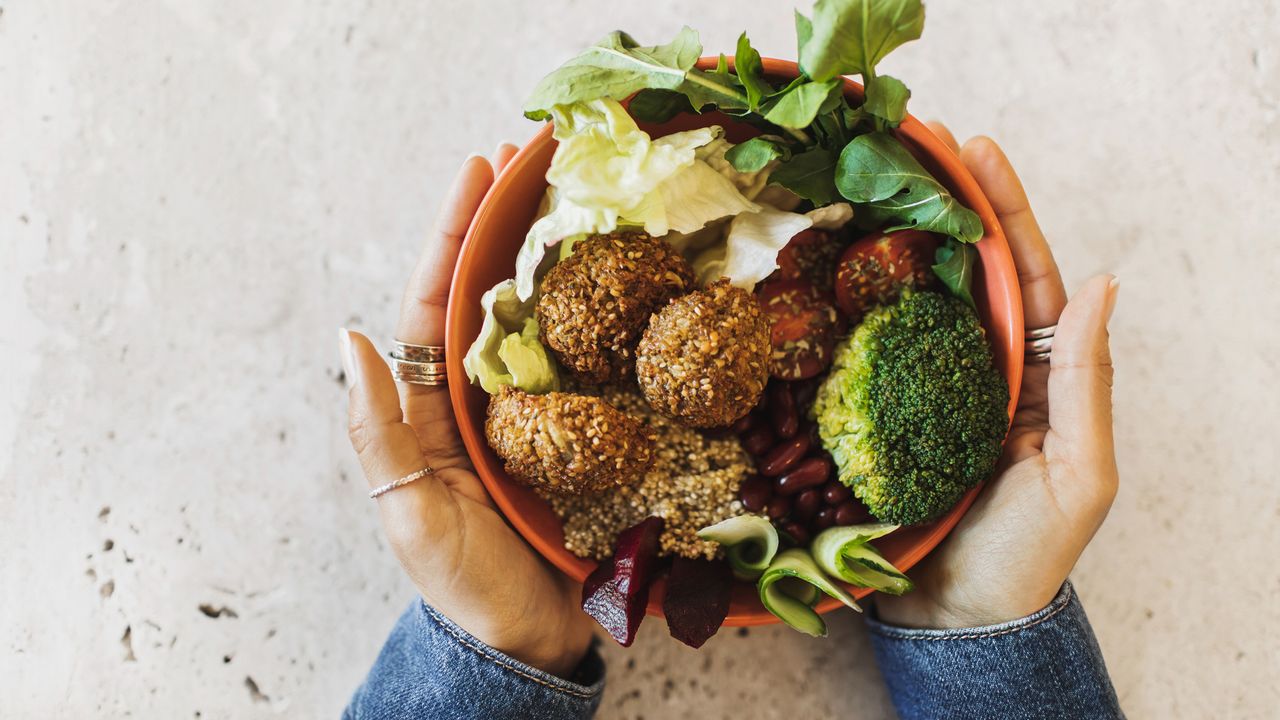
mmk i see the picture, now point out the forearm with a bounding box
[344,600,605,720]
[867,582,1123,720]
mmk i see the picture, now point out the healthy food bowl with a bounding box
[446,56,1023,630]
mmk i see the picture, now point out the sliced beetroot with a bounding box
[662,557,734,648]
[581,516,665,646]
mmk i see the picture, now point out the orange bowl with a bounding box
[447,57,1024,627]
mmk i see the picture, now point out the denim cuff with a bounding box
[344,599,604,720]
[866,582,1124,720]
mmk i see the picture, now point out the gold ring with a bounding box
[393,341,446,363]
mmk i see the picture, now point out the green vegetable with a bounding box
[734,34,770,111]
[627,89,696,123]
[725,137,790,173]
[862,75,911,126]
[762,78,843,129]
[932,238,979,308]
[811,524,913,595]
[811,291,1010,525]
[835,132,984,243]
[697,515,779,580]
[768,146,840,206]
[463,280,560,394]
[758,548,861,637]
[523,28,702,121]
[692,207,813,288]
[798,0,925,82]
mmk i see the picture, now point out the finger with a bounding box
[1044,274,1120,488]
[396,155,495,347]
[341,329,460,547]
[925,121,960,155]
[960,136,1068,331]
[493,142,519,174]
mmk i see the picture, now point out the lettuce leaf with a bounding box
[463,280,559,394]
[693,207,813,288]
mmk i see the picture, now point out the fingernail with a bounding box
[1104,276,1120,323]
[338,328,360,389]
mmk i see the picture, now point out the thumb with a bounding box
[341,329,459,555]
[1044,275,1120,504]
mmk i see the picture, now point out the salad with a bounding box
[463,0,1010,648]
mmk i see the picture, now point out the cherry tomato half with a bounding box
[833,229,939,320]
[771,229,845,292]
[757,279,843,380]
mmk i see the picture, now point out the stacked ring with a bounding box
[390,341,448,386]
[1025,325,1056,363]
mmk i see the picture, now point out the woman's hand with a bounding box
[339,149,595,677]
[875,127,1121,629]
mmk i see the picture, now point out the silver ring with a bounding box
[393,341,446,363]
[1024,324,1056,363]
[389,355,448,386]
[369,466,434,498]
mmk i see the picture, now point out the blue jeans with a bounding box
[344,581,1122,719]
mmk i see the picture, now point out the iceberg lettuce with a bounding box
[463,279,558,394]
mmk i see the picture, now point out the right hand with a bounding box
[341,149,595,678]
[875,128,1121,629]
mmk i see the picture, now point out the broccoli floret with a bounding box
[812,291,1010,525]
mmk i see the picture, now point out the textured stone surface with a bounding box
[2,1,1278,717]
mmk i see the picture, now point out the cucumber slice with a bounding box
[758,548,861,637]
[811,524,913,595]
[698,515,779,580]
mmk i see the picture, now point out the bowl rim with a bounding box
[447,55,1024,627]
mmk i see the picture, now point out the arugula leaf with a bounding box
[863,74,910,126]
[932,238,978,308]
[763,78,843,129]
[770,146,840,206]
[800,0,925,82]
[735,34,771,111]
[725,137,791,172]
[835,132,983,243]
[523,28,702,120]
[795,11,814,75]
[680,58,750,114]
[628,88,696,123]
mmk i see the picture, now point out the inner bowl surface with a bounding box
[447,57,1024,626]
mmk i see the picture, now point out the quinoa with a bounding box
[485,386,655,494]
[537,231,695,384]
[635,279,771,428]
[540,385,753,560]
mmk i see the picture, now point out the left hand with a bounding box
[340,148,595,678]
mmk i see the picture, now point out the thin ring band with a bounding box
[393,340,446,363]
[369,466,434,499]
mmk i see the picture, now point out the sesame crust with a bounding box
[484,386,655,495]
[536,231,695,384]
[634,279,771,428]
[540,386,752,560]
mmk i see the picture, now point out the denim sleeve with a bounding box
[867,582,1123,720]
[343,600,605,720]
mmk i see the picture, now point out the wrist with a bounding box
[875,582,1063,630]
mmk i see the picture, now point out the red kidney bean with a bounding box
[778,521,811,546]
[792,489,821,521]
[759,435,812,477]
[822,480,851,505]
[731,410,759,435]
[813,507,836,530]
[738,475,772,513]
[768,383,799,439]
[766,495,792,520]
[741,426,775,457]
[775,456,833,495]
[834,502,868,526]
[792,377,821,412]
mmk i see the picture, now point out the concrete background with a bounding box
[3,0,1278,717]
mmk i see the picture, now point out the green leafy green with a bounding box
[734,34,770,111]
[769,146,840,205]
[628,89,696,123]
[794,11,814,72]
[835,132,983,243]
[932,238,979,308]
[799,0,925,82]
[523,28,702,120]
[763,78,843,129]
[725,136,790,172]
[863,74,911,126]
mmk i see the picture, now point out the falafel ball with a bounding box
[484,386,655,494]
[537,231,695,384]
[635,279,771,428]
